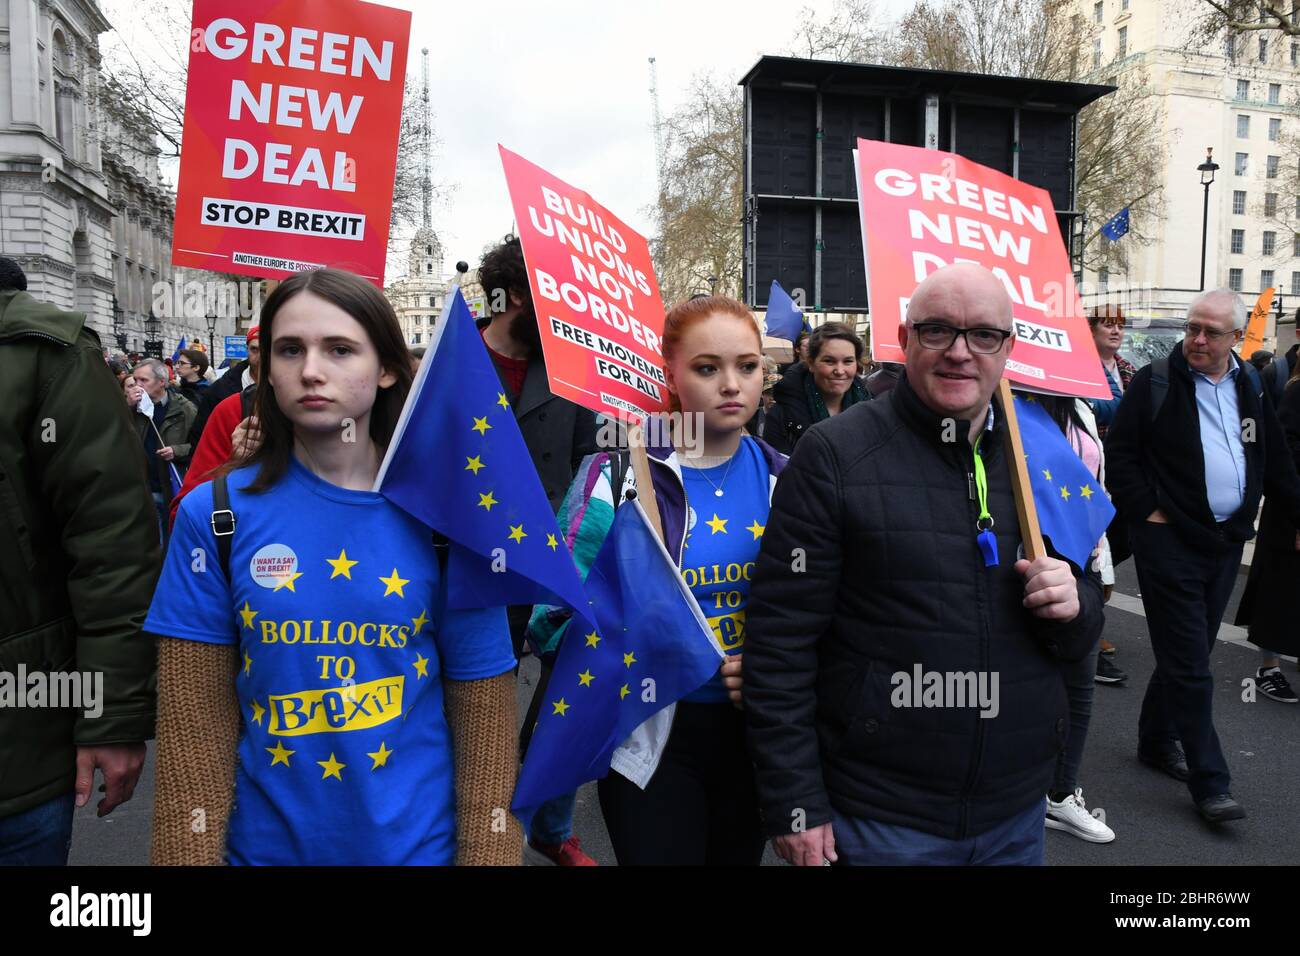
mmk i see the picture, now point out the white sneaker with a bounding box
[1045,788,1115,843]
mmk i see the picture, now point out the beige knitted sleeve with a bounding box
[444,673,523,866]
[150,638,240,866]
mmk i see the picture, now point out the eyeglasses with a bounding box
[911,323,1013,354]
[1183,321,1237,341]
[1093,317,1125,329]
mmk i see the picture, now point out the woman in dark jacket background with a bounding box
[764,321,869,454]
[1234,360,1300,703]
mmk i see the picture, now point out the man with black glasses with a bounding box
[1105,289,1300,823]
[746,263,1102,866]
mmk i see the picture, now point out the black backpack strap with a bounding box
[1149,357,1169,423]
[610,449,632,509]
[210,472,235,580]
[1269,355,1289,406]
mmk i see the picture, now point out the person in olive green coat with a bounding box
[0,258,159,864]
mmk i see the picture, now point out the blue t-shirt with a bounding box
[144,457,515,865]
[678,437,771,704]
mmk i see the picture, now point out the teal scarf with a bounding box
[804,371,868,423]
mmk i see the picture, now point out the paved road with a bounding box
[69,562,1298,866]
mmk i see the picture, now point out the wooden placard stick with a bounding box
[996,378,1045,562]
[626,418,665,545]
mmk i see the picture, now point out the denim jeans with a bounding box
[1054,637,1101,794]
[0,794,75,866]
[152,491,169,548]
[529,792,576,845]
[831,797,1046,866]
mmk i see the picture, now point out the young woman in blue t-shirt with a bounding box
[145,268,519,865]
[536,295,786,864]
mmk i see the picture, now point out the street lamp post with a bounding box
[1197,147,1219,291]
[205,309,218,361]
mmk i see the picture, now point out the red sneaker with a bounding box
[528,836,597,866]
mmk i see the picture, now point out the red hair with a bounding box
[662,295,762,413]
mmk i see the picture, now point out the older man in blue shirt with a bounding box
[1105,289,1300,824]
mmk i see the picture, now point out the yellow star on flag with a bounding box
[380,568,409,598]
[317,752,345,780]
[1079,484,1094,500]
[238,601,258,630]
[478,491,498,511]
[624,651,637,668]
[266,740,294,767]
[411,608,430,633]
[273,571,303,592]
[1042,469,1053,482]
[367,742,393,770]
[413,653,429,678]
[465,455,485,475]
[508,524,528,544]
[552,698,570,716]
[746,519,765,540]
[472,416,492,435]
[497,392,510,410]
[326,548,358,580]
[620,683,631,700]
[546,533,559,550]
[250,699,265,726]
[706,514,728,534]
[585,631,601,649]
[243,652,252,676]
[578,669,595,687]
[1059,485,1071,501]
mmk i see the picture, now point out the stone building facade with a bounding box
[0,0,221,356]
[385,226,450,346]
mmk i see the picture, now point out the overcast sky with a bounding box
[99,0,913,282]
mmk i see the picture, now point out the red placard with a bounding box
[171,0,411,286]
[855,139,1109,400]
[499,146,669,420]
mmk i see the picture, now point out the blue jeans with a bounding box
[0,794,75,865]
[831,797,1046,866]
[529,792,576,845]
[152,491,169,548]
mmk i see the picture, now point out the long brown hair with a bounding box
[228,268,414,493]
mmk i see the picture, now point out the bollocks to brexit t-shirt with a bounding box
[144,457,515,865]
[678,437,771,704]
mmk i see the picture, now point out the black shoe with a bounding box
[1139,746,1190,781]
[1095,655,1128,684]
[1196,793,1246,823]
[1256,667,1299,703]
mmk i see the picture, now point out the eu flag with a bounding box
[1100,207,1129,242]
[765,280,805,341]
[1014,394,1116,571]
[171,336,187,362]
[374,288,589,613]
[511,498,723,821]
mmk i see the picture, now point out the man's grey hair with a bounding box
[132,358,168,382]
[1188,288,1248,330]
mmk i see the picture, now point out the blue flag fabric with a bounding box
[374,288,588,613]
[1014,395,1117,571]
[765,280,805,341]
[1100,207,1129,242]
[511,498,723,821]
[171,337,187,362]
